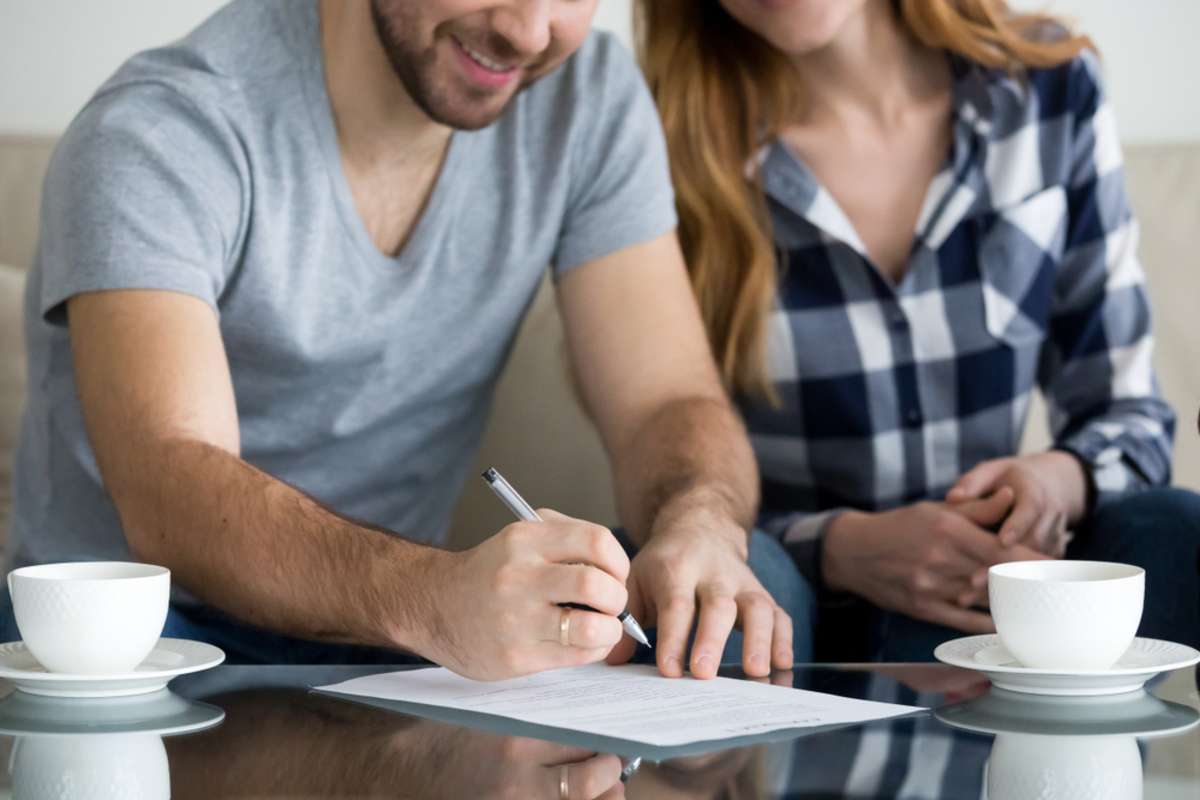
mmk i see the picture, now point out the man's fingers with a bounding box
[520,740,595,766]
[532,511,631,583]
[947,459,1011,501]
[654,592,694,678]
[547,564,628,617]
[605,577,645,666]
[771,607,794,671]
[954,486,1015,528]
[549,753,623,800]
[544,644,615,671]
[544,607,623,649]
[736,592,775,678]
[604,636,636,666]
[690,592,737,680]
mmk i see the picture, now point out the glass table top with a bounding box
[0,661,1195,798]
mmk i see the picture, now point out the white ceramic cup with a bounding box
[11,733,170,800]
[8,562,169,674]
[988,560,1144,671]
[987,733,1142,800]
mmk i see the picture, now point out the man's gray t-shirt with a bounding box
[11,0,675,580]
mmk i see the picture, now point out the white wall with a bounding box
[1010,0,1200,144]
[0,0,1194,143]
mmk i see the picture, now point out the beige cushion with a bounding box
[0,136,54,269]
[0,264,26,552]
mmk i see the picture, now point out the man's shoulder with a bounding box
[559,29,642,84]
[512,30,648,131]
[78,0,301,135]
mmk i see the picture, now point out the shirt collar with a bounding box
[757,54,1003,254]
[948,54,996,139]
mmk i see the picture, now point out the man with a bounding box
[6,0,811,680]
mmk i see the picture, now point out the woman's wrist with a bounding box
[1046,448,1094,522]
[1041,450,1090,525]
[821,510,870,593]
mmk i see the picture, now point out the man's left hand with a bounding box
[946,452,1089,561]
[605,513,793,680]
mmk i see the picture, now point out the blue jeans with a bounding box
[814,487,1200,662]
[0,529,816,666]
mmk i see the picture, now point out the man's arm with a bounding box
[558,233,757,546]
[68,289,631,680]
[69,289,446,649]
[557,233,792,679]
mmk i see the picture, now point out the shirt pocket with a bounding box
[978,185,1069,348]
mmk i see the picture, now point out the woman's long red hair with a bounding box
[636,0,1092,399]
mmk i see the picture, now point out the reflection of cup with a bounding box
[989,561,1143,670]
[986,733,1142,800]
[10,733,170,800]
[8,562,169,674]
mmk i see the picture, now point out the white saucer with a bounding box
[936,688,1200,739]
[0,639,225,699]
[934,635,1200,696]
[0,688,225,738]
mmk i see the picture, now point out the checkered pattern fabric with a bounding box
[767,675,991,798]
[739,53,1175,584]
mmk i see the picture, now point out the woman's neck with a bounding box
[791,2,947,130]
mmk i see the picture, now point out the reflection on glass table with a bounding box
[0,687,224,799]
[0,662,1194,798]
[937,686,1198,800]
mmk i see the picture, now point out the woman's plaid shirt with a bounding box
[740,53,1175,584]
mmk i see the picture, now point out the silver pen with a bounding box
[482,467,651,649]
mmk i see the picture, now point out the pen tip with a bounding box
[481,468,497,482]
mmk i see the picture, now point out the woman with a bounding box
[637,0,1200,661]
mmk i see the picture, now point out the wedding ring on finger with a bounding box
[559,607,571,647]
[559,764,570,800]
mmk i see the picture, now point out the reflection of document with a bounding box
[316,664,923,747]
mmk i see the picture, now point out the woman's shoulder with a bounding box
[1025,50,1106,121]
[974,48,1106,129]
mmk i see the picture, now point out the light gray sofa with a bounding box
[1,135,1198,553]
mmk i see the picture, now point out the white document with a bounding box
[316,664,923,747]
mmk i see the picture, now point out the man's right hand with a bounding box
[820,489,1050,634]
[418,509,631,681]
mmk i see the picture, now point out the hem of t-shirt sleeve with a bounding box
[551,208,678,279]
[40,266,221,327]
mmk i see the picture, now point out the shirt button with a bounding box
[906,408,923,425]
